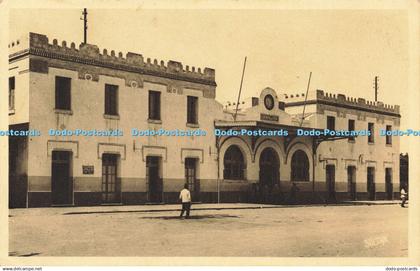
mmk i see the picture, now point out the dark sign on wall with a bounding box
[82,165,94,175]
[260,113,279,122]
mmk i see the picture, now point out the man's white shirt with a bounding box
[400,189,407,199]
[179,189,191,203]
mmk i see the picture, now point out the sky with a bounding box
[9,8,412,151]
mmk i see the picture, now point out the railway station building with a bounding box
[8,33,401,207]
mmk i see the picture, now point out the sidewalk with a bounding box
[340,200,407,206]
[9,200,405,217]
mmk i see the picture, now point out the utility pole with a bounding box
[300,72,312,127]
[374,76,378,102]
[81,8,88,44]
[233,57,247,121]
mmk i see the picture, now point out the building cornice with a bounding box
[8,33,217,87]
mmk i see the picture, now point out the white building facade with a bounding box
[8,33,401,208]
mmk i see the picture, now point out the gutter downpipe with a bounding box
[215,121,220,204]
[312,139,316,202]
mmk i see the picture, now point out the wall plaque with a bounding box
[82,165,94,175]
[260,113,279,122]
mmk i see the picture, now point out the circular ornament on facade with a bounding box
[130,81,138,88]
[264,94,275,110]
[84,73,93,81]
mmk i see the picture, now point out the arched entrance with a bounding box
[291,150,309,182]
[223,145,245,180]
[258,148,280,204]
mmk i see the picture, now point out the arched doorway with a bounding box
[258,148,280,204]
[291,150,309,182]
[288,149,310,204]
[223,145,245,180]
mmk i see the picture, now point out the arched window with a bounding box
[223,145,245,180]
[291,150,309,182]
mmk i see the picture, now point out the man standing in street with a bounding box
[179,183,192,218]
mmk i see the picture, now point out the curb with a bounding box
[62,201,404,215]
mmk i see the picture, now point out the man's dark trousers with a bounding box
[180,202,191,218]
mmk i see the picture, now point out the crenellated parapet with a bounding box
[316,89,400,114]
[283,91,315,103]
[8,34,30,56]
[283,88,400,116]
[9,32,216,87]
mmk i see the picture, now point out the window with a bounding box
[9,77,15,110]
[187,96,198,124]
[368,122,375,143]
[148,91,161,121]
[223,145,245,180]
[291,150,309,182]
[327,116,335,130]
[104,84,118,116]
[55,76,71,110]
[386,125,392,145]
[348,119,355,142]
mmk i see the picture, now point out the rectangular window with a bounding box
[187,96,198,124]
[148,91,161,121]
[9,77,15,110]
[104,84,118,116]
[386,125,392,145]
[348,119,355,142]
[368,122,374,143]
[327,116,335,130]
[55,76,71,110]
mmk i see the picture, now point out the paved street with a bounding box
[9,204,408,257]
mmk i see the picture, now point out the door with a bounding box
[259,148,280,203]
[102,154,120,203]
[326,165,336,202]
[367,167,375,200]
[347,166,356,200]
[51,151,72,205]
[385,168,393,200]
[9,136,28,208]
[185,158,200,202]
[146,156,162,203]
